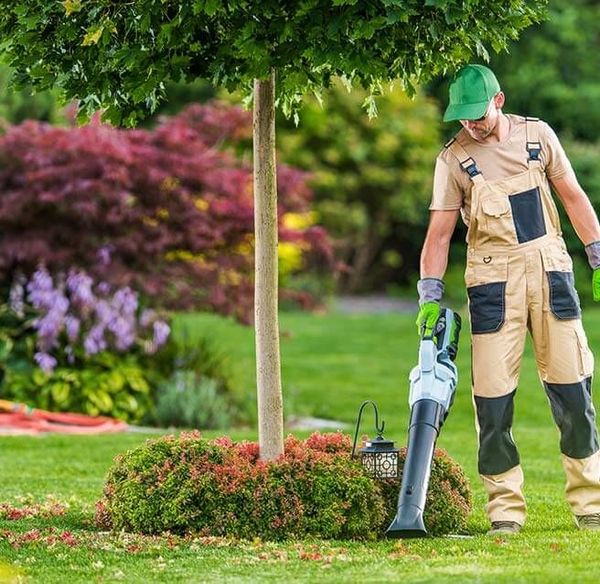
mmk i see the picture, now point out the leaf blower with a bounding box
[385,307,461,538]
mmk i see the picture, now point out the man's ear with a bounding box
[494,91,505,109]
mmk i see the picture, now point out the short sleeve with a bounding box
[429,150,464,211]
[540,121,573,180]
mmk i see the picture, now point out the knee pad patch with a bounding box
[544,377,599,459]
[475,389,520,475]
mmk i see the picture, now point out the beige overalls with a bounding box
[446,118,600,524]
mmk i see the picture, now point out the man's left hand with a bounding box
[593,268,600,302]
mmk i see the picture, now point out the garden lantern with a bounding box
[351,400,399,480]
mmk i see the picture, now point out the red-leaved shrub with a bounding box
[0,102,332,322]
[96,432,471,540]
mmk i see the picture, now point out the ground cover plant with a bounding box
[2,309,600,582]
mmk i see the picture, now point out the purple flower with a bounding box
[84,324,107,356]
[33,292,69,352]
[140,309,157,328]
[34,352,57,374]
[111,287,138,317]
[66,270,95,312]
[64,345,75,365]
[27,267,56,311]
[108,316,136,351]
[64,315,81,343]
[97,245,114,266]
[96,281,112,296]
[9,274,26,317]
[94,299,113,325]
[152,320,171,347]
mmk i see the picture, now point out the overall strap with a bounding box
[445,138,485,184]
[525,117,542,167]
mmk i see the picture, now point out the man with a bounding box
[417,63,600,535]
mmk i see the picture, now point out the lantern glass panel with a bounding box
[360,449,399,480]
[376,452,398,479]
[362,452,375,475]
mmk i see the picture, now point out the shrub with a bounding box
[148,331,247,429]
[277,82,440,293]
[96,432,471,539]
[0,102,332,323]
[154,373,232,430]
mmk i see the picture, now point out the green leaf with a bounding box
[32,368,49,386]
[61,0,82,16]
[127,371,150,394]
[0,335,14,360]
[193,0,223,17]
[105,370,125,393]
[88,390,113,413]
[50,382,71,406]
[82,25,104,47]
[115,393,139,413]
[475,40,490,62]
[362,94,379,119]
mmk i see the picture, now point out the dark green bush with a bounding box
[96,433,471,540]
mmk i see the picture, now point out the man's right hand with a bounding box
[416,277,444,336]
[416,301,441,336]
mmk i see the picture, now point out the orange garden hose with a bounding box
[0,399,128,435]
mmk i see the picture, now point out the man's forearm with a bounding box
[563,195,600,246]
[419,209,460,280]
[551,174,600,246]
[420,236,451,279]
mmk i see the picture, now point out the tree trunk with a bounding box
[344,219,383,293]
[253,70,284,460]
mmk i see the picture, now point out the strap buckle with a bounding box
[527,141,541,161]
[460,157,480,178]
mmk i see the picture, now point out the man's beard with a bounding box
[468,115,499,141]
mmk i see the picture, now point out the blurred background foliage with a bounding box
[0,0,599,303]
[276,82,441,294]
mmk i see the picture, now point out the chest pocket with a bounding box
[482,197,510,217]
[479,196,515,245]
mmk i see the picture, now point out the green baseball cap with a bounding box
[443,64,501,122]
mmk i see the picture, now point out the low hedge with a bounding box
[96,432,471,540]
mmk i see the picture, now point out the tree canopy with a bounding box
[0,0,546,125]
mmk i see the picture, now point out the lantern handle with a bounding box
[351,400,386,458]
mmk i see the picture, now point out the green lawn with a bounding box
[2,307,600,582]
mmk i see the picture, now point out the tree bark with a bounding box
[253,70,284,460]
[344,219,383,293]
